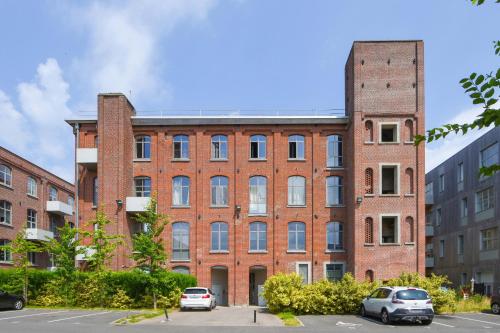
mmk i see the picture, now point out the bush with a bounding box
[262,273,303,313]
[110,289,132,309]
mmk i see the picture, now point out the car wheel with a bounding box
[207,306,212,311]
[360,305,366,317]
[13,300,24,310]
[380,309,391,325]
[180,307,185,312]
[492,303,500,314]
[422,319,432,325]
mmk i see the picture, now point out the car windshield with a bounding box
[184,288,207,294]
[396,290,429,300]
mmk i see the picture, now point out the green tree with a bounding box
[131,197,169,309]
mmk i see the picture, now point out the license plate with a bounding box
[189,295,201,299]
[410,309,424,313]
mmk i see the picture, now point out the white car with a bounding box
[180,287,216,311]
[360,287,434,325]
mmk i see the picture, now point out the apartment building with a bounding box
[67,40,426,306]
[425,127,500,296]
[0,147,75,269]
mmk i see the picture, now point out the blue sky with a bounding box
[0,0,498,182]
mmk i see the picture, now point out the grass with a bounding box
[114,310,165,324]
[276,311,301,327]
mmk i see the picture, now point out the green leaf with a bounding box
[496,68,500,79]
[475,75,485,85]
[462,82,473,89]
[470,92,482,98]
[459,78,468,84]
[480,83,490,92]
[470,73,477,80]
[484,88,495,98]
[473,98,485,104]
[486,98,498,106]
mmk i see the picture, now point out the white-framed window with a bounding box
[295,262,311,284]
[172,266,190,274]
[288,176,306,206]
[457,235,464,255]
[249,222,267,251]
[380,214,400,244]
[288,222,306,251]
[48,186,58,201]
[457,162,464,184]
[288,135,305,159]
[172,176,190,206]
[211,222,228,252]
[0,164,12,187]
[28,252,36,266]
[476,187,494,213]
[27,177,37,197]
[436,208,442,226]
[134,176,151,197]
[92,177,98,207]
[380,164,399,195]
[480,228,498,251]
[27,209,37,229]
[173,135,189,159]
[249,176,266,214]
[425,182,433,197]
[326,222,343,251]
[50,215,58,236]
[326,176,343,206]
[211,176,229,206]
[67,197,74,211]
[327,135,342,168]
[439,239,445,257]
[135,135,151,159]
[0,240,12,262]
[461,198,468,218]
[480,142,499,168]
[324,262,345,282]
[250,135,266,159]
[211,135,228,160]
[172,222,189,260]
[0,200,12,225]
[379,122,399,143]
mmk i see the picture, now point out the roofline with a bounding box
[353,40,423,43]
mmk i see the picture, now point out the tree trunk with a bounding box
[153,291,157,310]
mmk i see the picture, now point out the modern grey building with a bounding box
[425,127,499,296]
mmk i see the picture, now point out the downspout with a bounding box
[74,123,80,239]
[233,131,237,306]
[311,132,314,283]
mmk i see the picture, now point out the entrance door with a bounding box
[249,266,267,306]
[212,284,223,306]
[211,266,228,306]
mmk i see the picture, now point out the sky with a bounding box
[0,0,498,182]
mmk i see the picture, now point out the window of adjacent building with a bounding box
[172,222,189,260]
[365,168,374,194]
[325,263,344,282]
[288,176,306,206]
[288,222,306,251]
[249,176,266,214]
[457,235,464,255]
[406,216,414,243]
[134,176,151,197]
[172,266,190,274]
[327,135,343,168]
[50,215,58,236]
[288,135,305,159]
[476,187,494,213]
[436,208,442,226]
[480,142,499,168]
[365,217,373,244]
[211,135,228,160]
[67,197,74,211]
[326,222,343,251]
[404,119,414,142]
[211,222,228,252]
[461,198,468,218]
[0,200,12,225]
[439,174,445,192]
[0,164,12,187]
[135,135,151,159]
[48,186,58,201]
[249,222,267,251]
[457,162,464,184]
[250,135,266,159]
[211,176,229,206]
[28,252,36,266]
[380,216,398,244]
[296,262,310,284]
[173,135,189,159]
[480,228,498,251]
[172,176,190,206]
[27,209,37,229]
[0,240,11,262]
[461,273,467,286]
[425,182,433,198]
[365,121,373,142]
[439,239,445,257]
[379,123,399,143]
[92,177,98,207]
[326,176,343,206]
[380,165,399,195]
[27,177,37,197]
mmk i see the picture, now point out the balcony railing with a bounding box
[425,225,434,237]
[425,257,435,268]
[76,148,97,169]
[126,197,151,213]
[46,201,73,216]
[25,228,54,242]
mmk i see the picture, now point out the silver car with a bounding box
[180,287,216,311]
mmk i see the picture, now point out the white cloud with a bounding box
[425,107,493,172]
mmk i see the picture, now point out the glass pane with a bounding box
[298,264,308,284]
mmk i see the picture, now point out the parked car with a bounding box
[360,287,434,325]
[0,290,25,310]
[180,287,216,311]
[491,295,500,314]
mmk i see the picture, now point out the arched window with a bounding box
[172,266,190,274]
[405,119,414,142]
[365,217,373,244]
[288,135,305,159]
[48,186,58,201]
[134,176,151,197]
[0,164,12,187]
[365,270,374,282]
[135,135,151,159]
[406,168,414,194]
[211,222,228,251]
[27,209,37,229]
[173,135,189,159]
[288,176,306,206]
[327,135,343,168]
[172,222,189,260]
[211,176,229,206]
[0,239,12,262]
[92,177,98,207]
[365,168,374,194]
[172,176,190,206]
[250,135,266,159]
[249,176,267,214]
[327,222,343,251]
[249,222,267,251]
[288,222,306,251]
[326,176,343,206]
[0,200,12,225]
[211,135,228,160]
[27,176,37,197]
[406,216,414,243]
[68,197,74,211]
[365,121,373,142]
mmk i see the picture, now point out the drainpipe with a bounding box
[74,123,80,239]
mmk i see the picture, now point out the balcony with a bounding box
[425,225,434,237]
[425,257,435,268]
[46,201,73,216]
[425,192,434,205]
[25,228,54,242]
[76,148,97,169]
[75,246,96,261]
[126,197,151,213]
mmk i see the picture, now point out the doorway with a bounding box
[211,266,228,306]
[249,266,267,306]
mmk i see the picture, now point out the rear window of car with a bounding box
[184,288,207,294]
[396,290,429,300]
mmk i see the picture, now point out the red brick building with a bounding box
[0,147,75,269]
[67,40,425,306]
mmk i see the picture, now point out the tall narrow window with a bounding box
[326,176,343,206]
[211,135,228,160]
[480,142,499,168]
[0,201,12,225]
[381,165,399,195]
[288,222,306,251]
[406,168,414,194]
[381,216,399,244]
[439,174,445,192]
[27,209,37,229]
[406,216,414,243]
[439,239,445,257]
[249,222,267,251]
[94,135,99,148]
[288,176,306,206]
[172,176,190,206]
[68,197,74,211]
[436,208,442,226]
[250,135,266,159]
[288,135,305,159]
[48,186,58,201]
[457,235,464,255]
[0,164,12,187]
[461,197,468,218]
[365,121,373,142]
[476,187,494,213]
[327,222,343,251]
[92,177,98,207]
[211,176,228,206]
[135,135,151,159]
[172,222,189,260]
[365,168,374,194]
[327,135,343,168]
[0,240,11,262]
[249,176,267,214]
[173,135,189,159]
[365,217,373,244]
[480,227,498,251]
[134,176,151,197]
[27,177,37,197]
[457,162,464,184]
[211,222,228,251]
[404,119,414,142]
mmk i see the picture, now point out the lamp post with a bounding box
[471,277,475,294]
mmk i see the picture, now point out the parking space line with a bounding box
[448,315,500,326]
[47,311,111,323]
[0,311,68,321]
[432,321,455,328]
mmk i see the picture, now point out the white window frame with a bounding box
[480,228,498,251]
[480,142,499,168]
[288,222,306,251]
[0,240,12,263]
[476,187,494,213]
[0,200,12,225]
[288,176,306,206]
[134,176,151,197]
[211,135,228,160]
[378,122,400,144]
[326,221,344,251]
[172,222,190,261]
[27,176,37,197]
[249,176,267,214]
[323,261,346,281]
[249,135,266,160]
[211,222,229,252]
[249,222,267,252]
[288,135,305,160]
[211,176,229,207]
[326,176,343,206]
[0,164,12,187]
[379,163,400,195]
[134,135,151,160]
[172,176,190,207]
[379,214,400,245]
[295,261,312,284]
[27,209,37,229]
[48,186,58,201]
[327,135,343,168]
[173,135,189,160]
